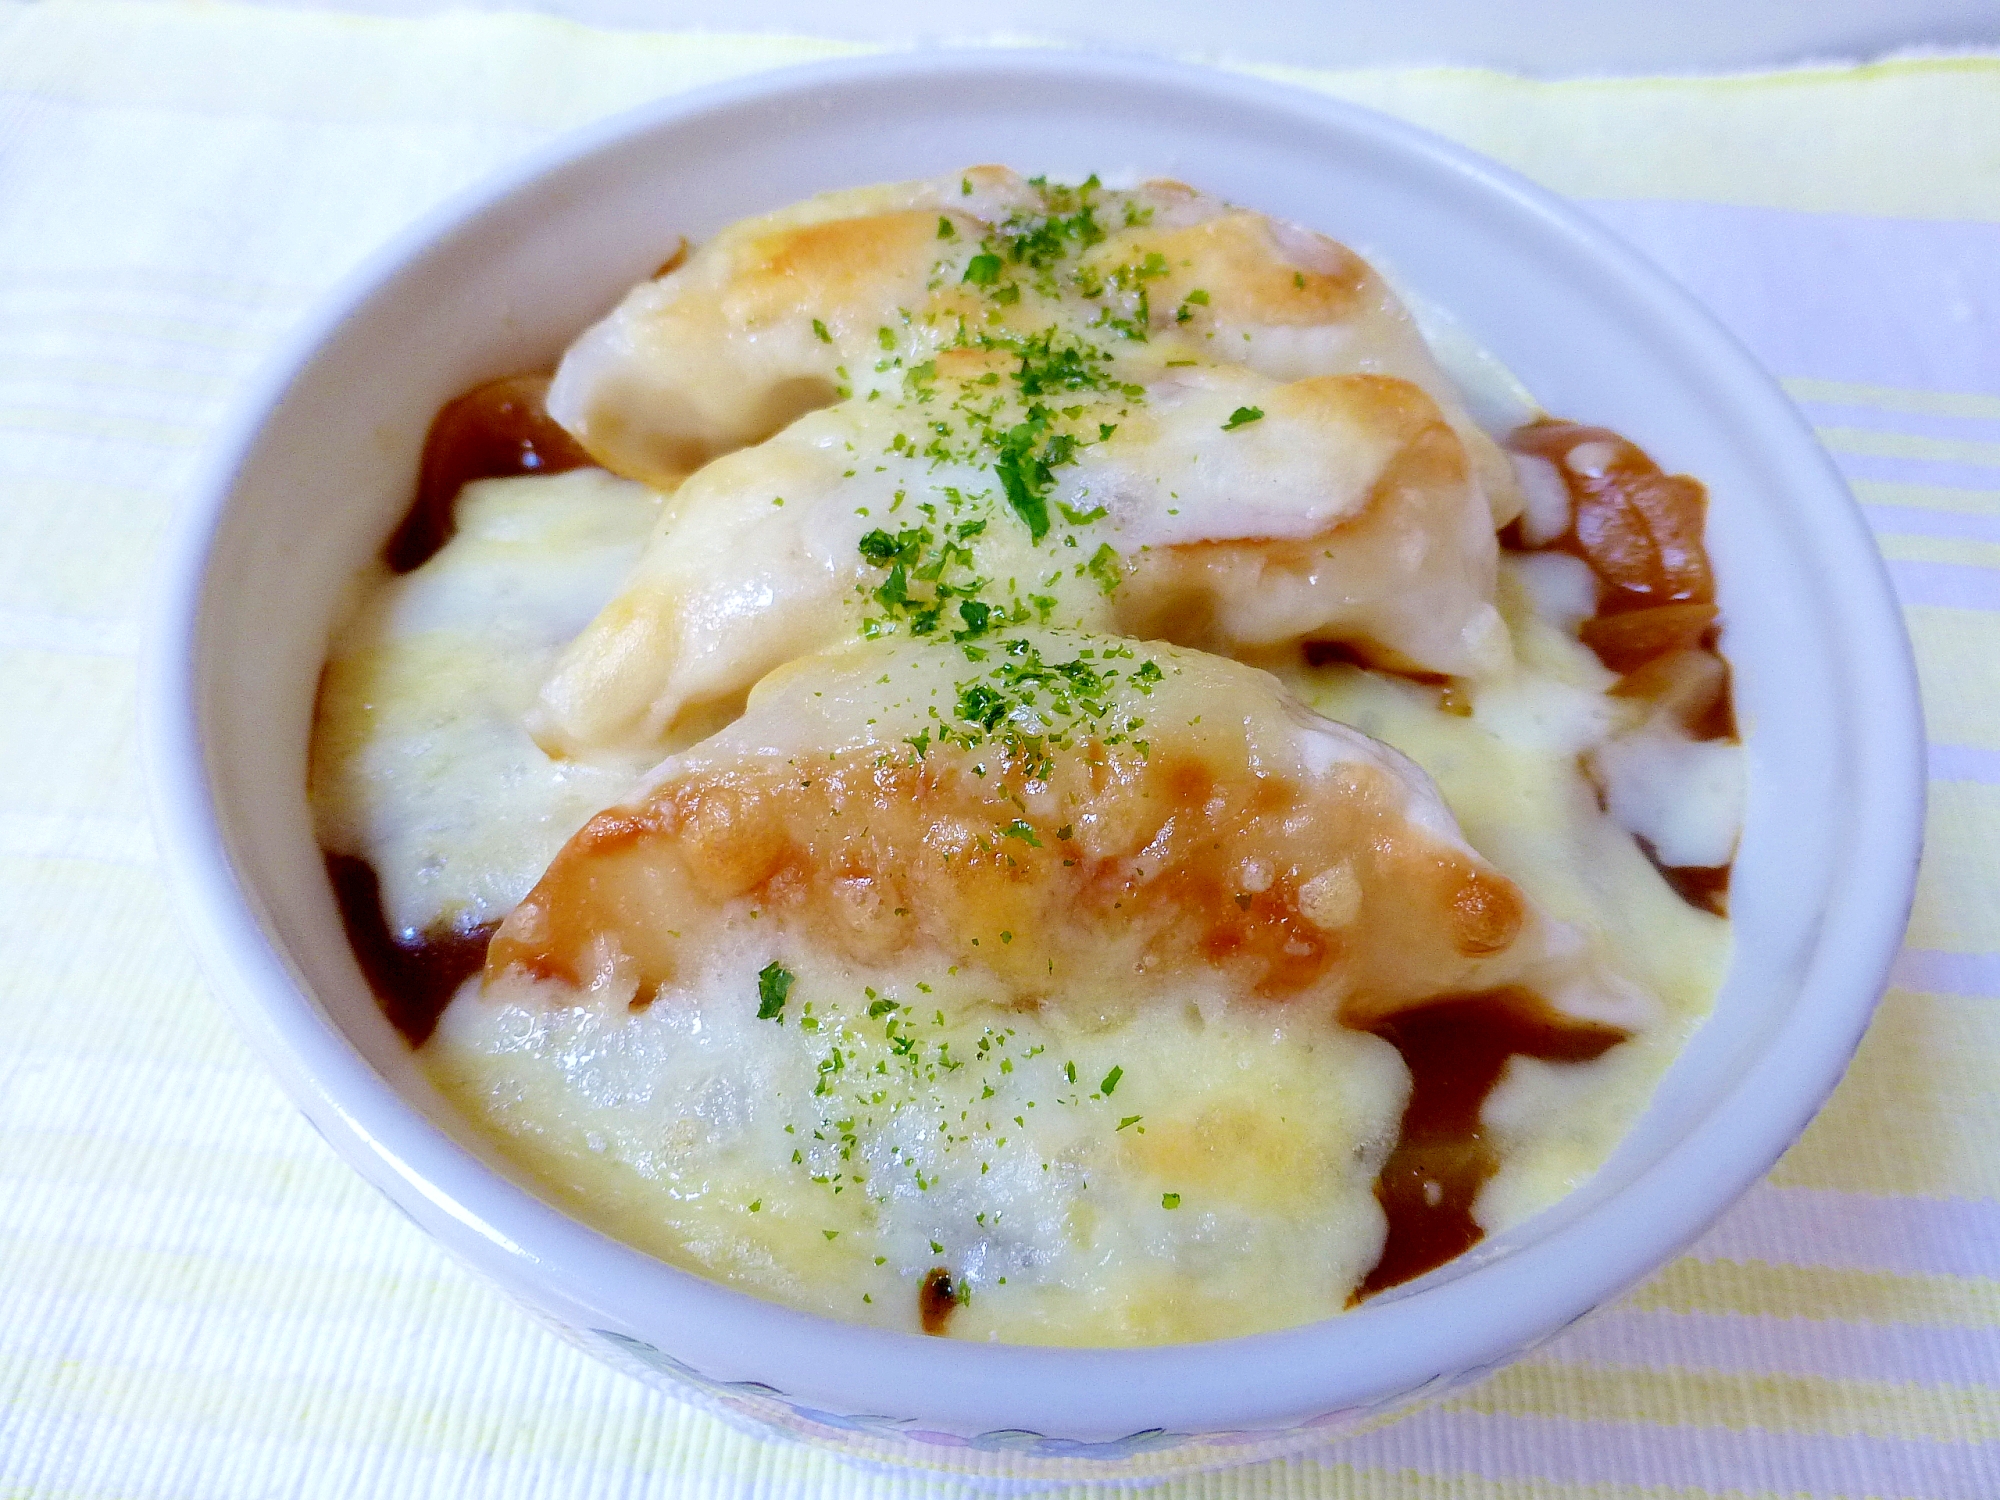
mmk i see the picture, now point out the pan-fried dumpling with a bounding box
[530,360,1509,756]
[490,633,1645,1036]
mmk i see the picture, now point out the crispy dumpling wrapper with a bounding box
[489,634,1646,1034]
[530,364,1508,756]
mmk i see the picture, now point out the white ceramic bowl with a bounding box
[146,50,1924,1485]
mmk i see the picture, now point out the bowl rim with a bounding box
[144,45,1927,1442]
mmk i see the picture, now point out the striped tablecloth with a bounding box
[2,5,1995,1494]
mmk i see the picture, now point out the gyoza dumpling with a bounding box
[489,632,1646,1036]
[529,358,1509,757]
[545,167,1038,487]
[546,168,1520,515]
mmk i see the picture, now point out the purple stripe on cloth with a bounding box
[1319,1408,2000,1500]
[1547,1307,2000,1386]
[1686,1186,2000,1278]
[1928,744,2000,784]
[1886,560,2000,611]
[1893,948,2000,999]
[1866,506,2000,544]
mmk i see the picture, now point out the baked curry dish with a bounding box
[311,170,1741,1344]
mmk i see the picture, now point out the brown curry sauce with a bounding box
[383,373,592,574]
[1356,989,1627,1299]
[1503,420,1737,917]
[918,1267,965,1334]
[324,853,496,1047]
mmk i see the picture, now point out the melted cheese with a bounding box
[1592,723,1746,870]
[310,471,1734,1344]
[310,469,661,937]
[306,172,1745,1347]
[429,958,1407,1344]
[1274,559,1733,1231]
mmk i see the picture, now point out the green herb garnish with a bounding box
[1085,542,1122,595]
[756,961,795,1021]
[1000,819,1042,848]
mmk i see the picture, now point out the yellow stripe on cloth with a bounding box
[1878,533,2000,569]
[1907,785,2000,952]
[1786,379,2000,424]
[1854,479,2000,518]
[1819,427,2000,469]
[1908,609,2000,749]
[1456,1362,2000,1445]
[1257,57,2000,222]
[1769,990,2000,1200]
[3,2,2000,222]
[1629,1259,2000,1330]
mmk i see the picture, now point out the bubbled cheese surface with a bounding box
[431,955,1408,1344]
[310,472,1732,1342]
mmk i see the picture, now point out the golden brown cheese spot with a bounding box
[1449,869,1524,955]
[484,736,1531,1027]
[1091,212,1368,330]
[1279,370,1441,433]
[1124,1104,1330,1213]
[722,211,946,332]
[560,210,956,488]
